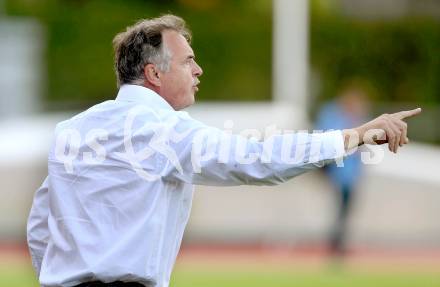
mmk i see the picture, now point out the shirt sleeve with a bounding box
[27,176,50,277]
[161,112,345,186]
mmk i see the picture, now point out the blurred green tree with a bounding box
[310,1,440,106]
[6,0,272,109]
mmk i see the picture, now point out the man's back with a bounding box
[32,86,195,286]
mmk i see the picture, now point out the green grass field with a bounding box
[2,250,440,287]
[171,269,440,287]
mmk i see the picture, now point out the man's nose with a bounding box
[193,62,203,77]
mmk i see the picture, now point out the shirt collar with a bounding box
[115,84,174,111]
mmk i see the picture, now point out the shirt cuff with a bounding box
[317,130,345,161]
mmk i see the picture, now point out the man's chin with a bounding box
[177,96,195,110]
[186,98,195,109]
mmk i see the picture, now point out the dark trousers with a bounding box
[330,184,354,255]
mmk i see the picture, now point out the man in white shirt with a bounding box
[27,14,421,287]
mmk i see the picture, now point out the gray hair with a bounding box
[112,15,192,87]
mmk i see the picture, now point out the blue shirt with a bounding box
[316,102,363,188]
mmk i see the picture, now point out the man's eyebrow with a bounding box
[182,54,195,63]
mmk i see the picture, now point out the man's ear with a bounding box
[144,64,161,87]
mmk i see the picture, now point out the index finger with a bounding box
[393,108,422,120]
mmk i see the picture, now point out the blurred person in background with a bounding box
[316,81,370,258]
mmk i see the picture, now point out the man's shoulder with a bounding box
[53,101,206,138]
[52,101,115,132]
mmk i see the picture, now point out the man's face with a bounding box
[158,30,203,110]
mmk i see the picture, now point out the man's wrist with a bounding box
[342,126,365,151]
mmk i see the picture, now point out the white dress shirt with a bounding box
[27,84,345,287]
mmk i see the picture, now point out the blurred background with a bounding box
[1,0,440,286]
